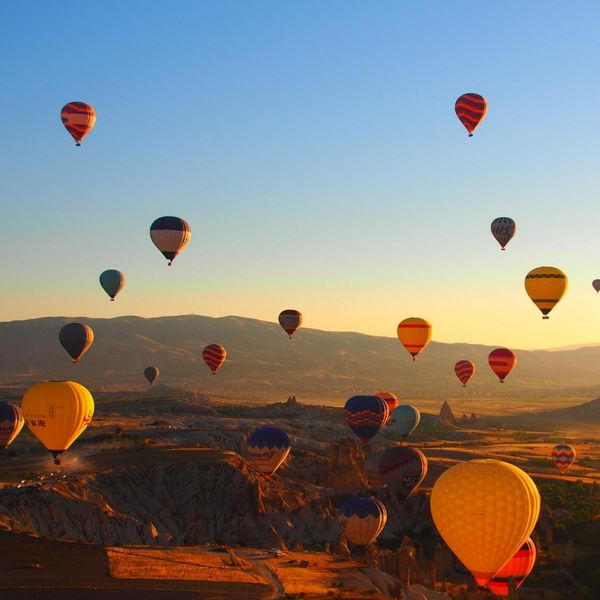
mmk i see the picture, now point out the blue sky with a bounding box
[2,1,600,348]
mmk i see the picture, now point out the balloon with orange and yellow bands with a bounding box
[524,266,568,319]
[397,317,432,361]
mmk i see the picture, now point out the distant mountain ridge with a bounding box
[1,314,600,401]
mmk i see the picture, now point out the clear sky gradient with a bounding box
[2,1,600,349]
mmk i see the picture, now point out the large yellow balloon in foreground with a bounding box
[524,266,568,319]
[430,459,540,587]
[22,381,94,464]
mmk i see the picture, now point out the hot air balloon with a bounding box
[397,318,432,361]
[378,446,428,500]
[524,266,568,319]
[202,344,226,374]
[551,444,575,473]
[21,381,95,464]
[388,404,420,439]
[59,323,94,364]
[364,453,386,488]
[278,309,302,339]
[247,427,291,479]
[487,538,537,598]
[0,401,25,450]
[375,391,399,415]
[454,360,475,387]
[61,102,96,146]
[491,217,516,251]
[344,395,389,444]
[431,459,540,587]
[593,280,600,293]
[144,366,160,385]
[488,348,516,383]
[99,269,126,301]
[150,216,191,266]
[338,497,387,546]
[455,93,488,136]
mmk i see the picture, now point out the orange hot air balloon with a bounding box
[455,93,488,136]
[488,348,516,383]
[454,360,475,387]
[397,318,432,361]
[61,102,96,146]
[431,459,540,588]
[202,344,226,374]
[524,266,568,319]
[487,538,537,597]
[376,391,399,422]
[278,309,302,339]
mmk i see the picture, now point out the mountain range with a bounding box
[1,315,600,404]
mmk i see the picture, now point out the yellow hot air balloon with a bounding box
[524,266,568,319]
[397,317,432,360]
[21,381,94,465]
[430,459,540,587]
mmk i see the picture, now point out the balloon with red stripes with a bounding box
[344,395,389,444]
[488,348,517,383]
[278,309,302,339]
[202,344,227,374]
[61,102,96,146]
[454,360,475,387]
[455,93,488,136]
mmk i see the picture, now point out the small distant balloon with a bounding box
[278,309,302,339]
[388,404,420,439]
[338,497,387,546]
[593,280,600,293]
[551,444,575,473]
[144,366,160,385]
[99,270,126,301]
[491,217,516,251]
[524,266,568,319]
[0,401,25,450]
[61,102,96,146]
[59,323,94,364]
[344,395,389,444]
[397,317,432,361]
[454,360,475,387]
[202,344,226,374]
[455,93,488,136]
[488,348,516,383]
[247,427,291,479]
[150,216,191,266]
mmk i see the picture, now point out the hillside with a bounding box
[2,314,600,401]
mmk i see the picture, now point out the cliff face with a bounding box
[0,455,339,549]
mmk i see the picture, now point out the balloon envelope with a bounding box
[375,391,399,415]
[488,348,516,382]
[278,309,302,338]
[378,446,427,500]
[397,317,432,360]
[491,217,516,250]
[0,401,25,450]
[144,366,160,385]
[338,497,387,546]
[61,102,96,145]
[524,266,568,319]
[388,404,420,439]
[487,538,537,597]
[99,269,126,301]
[551,444,575,473]
[430,459,540,587]
[21,381,94,464]
[202,344,226,373]
[59,323,94,364]
[454,360,475,387]
[455,93,488,136]
[593,280,600,293]
[247,427,291,478]
[150,216,191,265]
[344,395,389,444]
